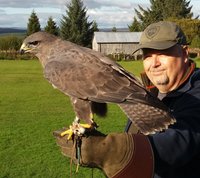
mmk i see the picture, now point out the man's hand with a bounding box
[53,128,106,166]
[53,128,154,178]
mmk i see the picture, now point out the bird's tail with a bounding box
[119,102,176,135]
[91,102,107,117]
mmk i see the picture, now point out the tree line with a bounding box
[129,0,200,48]
[26,0,98,48]
[0,0,200,60]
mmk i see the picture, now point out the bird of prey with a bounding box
[20,32,175,136]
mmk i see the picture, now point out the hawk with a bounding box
[20,32,175,136]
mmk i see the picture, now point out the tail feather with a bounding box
[91,102,107,117]
[119,103,176,135]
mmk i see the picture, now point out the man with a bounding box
[54,21,200,178]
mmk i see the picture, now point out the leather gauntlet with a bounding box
[54,129,154,178]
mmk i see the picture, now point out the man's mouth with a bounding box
[150,70,165,76]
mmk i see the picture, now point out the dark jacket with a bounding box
[126,67,200,178]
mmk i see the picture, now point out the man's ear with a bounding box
[182,45,189,54]
[182,45,189,62]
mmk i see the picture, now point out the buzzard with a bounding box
[20,32,175,136]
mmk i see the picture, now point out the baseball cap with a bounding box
[133,21,188,53]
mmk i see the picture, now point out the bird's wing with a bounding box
[44,45,175,134]
[43,48,146,104]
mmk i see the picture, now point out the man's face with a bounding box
[143,45,189,93]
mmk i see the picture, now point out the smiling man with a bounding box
[143,45,189,92]
[54,21,200,178]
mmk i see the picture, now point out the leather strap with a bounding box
[112,134,154,178]
[178,60,195,86]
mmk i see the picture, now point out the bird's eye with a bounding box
[29,41,39,45]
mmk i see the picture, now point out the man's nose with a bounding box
[151,55,161,67]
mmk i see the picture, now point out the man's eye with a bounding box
[143,54,152,59]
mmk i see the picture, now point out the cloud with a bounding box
[0,0,142,28]
[0,0,67,8]
[0,0,144,11]
[0,9,5,14]
[0,14,28,27]
[190,0,200,18]
[85,0,150,28]
[0,0,198,29]
[85,0,134,9]
[0,10,62,28]
[88,8,133,28]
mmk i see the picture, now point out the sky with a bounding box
[0,0,200,29]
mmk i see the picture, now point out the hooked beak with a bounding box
[19,43,31,54]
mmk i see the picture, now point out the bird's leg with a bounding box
[60,115,97,139]
[60,97,99,139]
[77,113,98,129]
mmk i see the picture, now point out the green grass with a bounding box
[0,60,143,178]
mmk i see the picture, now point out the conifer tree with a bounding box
[27,10,41,36]
[128,17,142,32]
[92,21,99,32]
[131,0,193,30]
[60,0,94,47]
[112,26,117,32]
[44,17,59,36]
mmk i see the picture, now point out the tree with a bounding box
[132,0,194,30]
[162,0,193,19]
[112,26,117,32]
[60,0,94,47]
[191,35,200,48]
[168,18,200,44]
[92,21,99,32]
[44,17,59,36]
[128,17,142,32]
[27,10,41,36]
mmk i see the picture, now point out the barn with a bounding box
[92,32,142,59]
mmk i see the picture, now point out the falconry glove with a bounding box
[53,129,154,178]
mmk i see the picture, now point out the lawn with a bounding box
[0,59,143,178]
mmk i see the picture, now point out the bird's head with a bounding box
[20,31,57,55]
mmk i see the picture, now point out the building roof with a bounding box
[93,32,142,43]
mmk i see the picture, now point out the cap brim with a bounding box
[133,41,177,54]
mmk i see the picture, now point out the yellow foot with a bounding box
[79,123,92,129]
[60,127,74,139]
[60,123,93,140]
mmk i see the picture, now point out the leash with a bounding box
[69,133,94,177]
[69,135,84,177]
[75,135,82,172]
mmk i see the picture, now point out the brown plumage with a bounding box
[20,32,175,135]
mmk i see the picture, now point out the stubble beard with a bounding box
[153,74,169,85]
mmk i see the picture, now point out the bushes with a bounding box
[0,36,23,51]
[0,35,22,60]
[107,53,142,61]
[0,51,36,60]
[0,35,37,60]
[191,35,200,48]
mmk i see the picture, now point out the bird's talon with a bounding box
[60,128,74,140]
[59,122,98,140]
[79,123,92,129]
